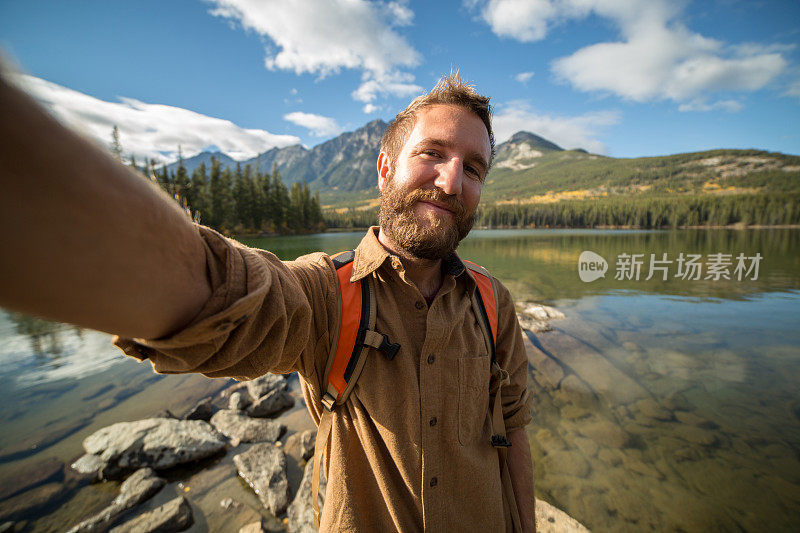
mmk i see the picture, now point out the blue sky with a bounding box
[1,0,798,164]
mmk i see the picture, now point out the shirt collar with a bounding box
[350,227,472,286]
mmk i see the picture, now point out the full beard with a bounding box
[379,178,475,260]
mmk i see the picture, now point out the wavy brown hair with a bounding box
[380,72,495,171]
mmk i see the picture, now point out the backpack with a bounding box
[311,251,522,531]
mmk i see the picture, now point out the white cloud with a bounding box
[678,99,743,113]
[470,0,789,107]
[784,78,800,101]
[493,101,620,154]
[351,71,423,103]
[362,103,380,114]
[15,75,299,164]
[207,0,421,106]
[284,111,342,137]
[474,0,561,42]
[515,71,535,83]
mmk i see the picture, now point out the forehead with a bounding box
[402,104,491,161]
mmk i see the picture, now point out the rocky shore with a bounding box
[0,304,588,533]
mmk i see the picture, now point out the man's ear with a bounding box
[377,152,391,192]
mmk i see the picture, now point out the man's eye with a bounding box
[465,165,482,180]
[421,150,440,157]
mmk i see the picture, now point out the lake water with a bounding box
[1,228,799,531]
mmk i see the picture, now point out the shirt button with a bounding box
[415,301,424,310]
[427,354,435,364]
[430,477,438,487]
[429,416,437,426]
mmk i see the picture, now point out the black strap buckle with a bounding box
[491,434,512,448]
[376,333,400,360]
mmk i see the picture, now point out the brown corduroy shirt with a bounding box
[115,225,532,532]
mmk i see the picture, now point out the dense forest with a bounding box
[324,193,800,230]
[129,153,325,236]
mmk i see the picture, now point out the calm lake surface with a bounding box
[1,228,799,531]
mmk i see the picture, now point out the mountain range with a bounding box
[167,119,800,208]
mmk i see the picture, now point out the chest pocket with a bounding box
[458,354,491,446]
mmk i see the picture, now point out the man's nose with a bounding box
[434,158,463,196]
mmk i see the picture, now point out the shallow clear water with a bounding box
[1,228,799,531]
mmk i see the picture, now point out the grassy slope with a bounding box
[318,148,800,212]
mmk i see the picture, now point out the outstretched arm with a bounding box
[0,71,210,339]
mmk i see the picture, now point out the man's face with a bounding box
[378,104,491,260]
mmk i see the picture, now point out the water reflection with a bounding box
[1,228,798,531]
[6,312,84,358]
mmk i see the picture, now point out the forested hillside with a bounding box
[144,121,800,231]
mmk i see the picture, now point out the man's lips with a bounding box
[418,200,455,216]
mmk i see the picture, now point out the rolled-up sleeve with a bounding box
[114,224,336,381]
[493,280,534,433]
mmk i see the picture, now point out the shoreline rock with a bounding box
[516,303,566,333]
[233,443,290,516]
[67,468,165,533]
[76,418,226,479]
[109,495,193,533]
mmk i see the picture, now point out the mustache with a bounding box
[402,188,466,218]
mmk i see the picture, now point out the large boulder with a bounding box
[210,410,285,444]
[110,496,192,533]
[287,459,326,533]
[247,389,294,418]
[67,468,165,532]
[233,444,289,516]
[246,374,287,402]
[76,418,226,478]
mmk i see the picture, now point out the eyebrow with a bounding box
[416,138,489,175]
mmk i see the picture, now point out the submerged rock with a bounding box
[579,419,630,448]
[210,410,285,444]
[0,416,91,463]
[543,450,591,478]
[67,468,165,532]
[233,443,289,515]
[247,390,294,418]
[673,425,718,446]
[287,458,326,533]
[634,398,673,421]
[79,418,226,477]
[109,495,192,533]
[0,483,67,522]
[0,457,63,501]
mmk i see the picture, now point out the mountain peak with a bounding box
[506,131,564,152]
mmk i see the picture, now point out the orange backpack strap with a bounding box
[463,259,498,364]
[313,250,400,527]
[462,259,523,532]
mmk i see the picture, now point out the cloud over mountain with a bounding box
[16,75,300,164]
[493,101,620,154]
[284,111,342,137]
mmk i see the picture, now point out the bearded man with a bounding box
[0,70,535,532]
